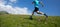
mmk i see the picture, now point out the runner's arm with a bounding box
[39,1,44,7]
[32,1,34,4]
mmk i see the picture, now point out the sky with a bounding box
[0,0,60,16]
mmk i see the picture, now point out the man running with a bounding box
[30,0,48,20]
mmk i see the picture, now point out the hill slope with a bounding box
[0,14,60,27]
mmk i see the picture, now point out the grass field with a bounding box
[0,14,60,27]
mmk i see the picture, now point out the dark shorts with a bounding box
[34,7,39,12]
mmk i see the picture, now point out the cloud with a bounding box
[9,0,16,3]
[0,0,31,15]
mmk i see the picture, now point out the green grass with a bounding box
[0,14,60,27]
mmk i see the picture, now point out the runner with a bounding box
[30,0,48,20]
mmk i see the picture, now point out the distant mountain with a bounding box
[0,11,9,15]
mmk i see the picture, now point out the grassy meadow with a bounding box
[0,14,60,27]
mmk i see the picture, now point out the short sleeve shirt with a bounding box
[33,0,40,8]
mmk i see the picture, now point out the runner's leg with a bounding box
[36,11,48,20]
[30,11,35,20]
[36,11,48,17]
